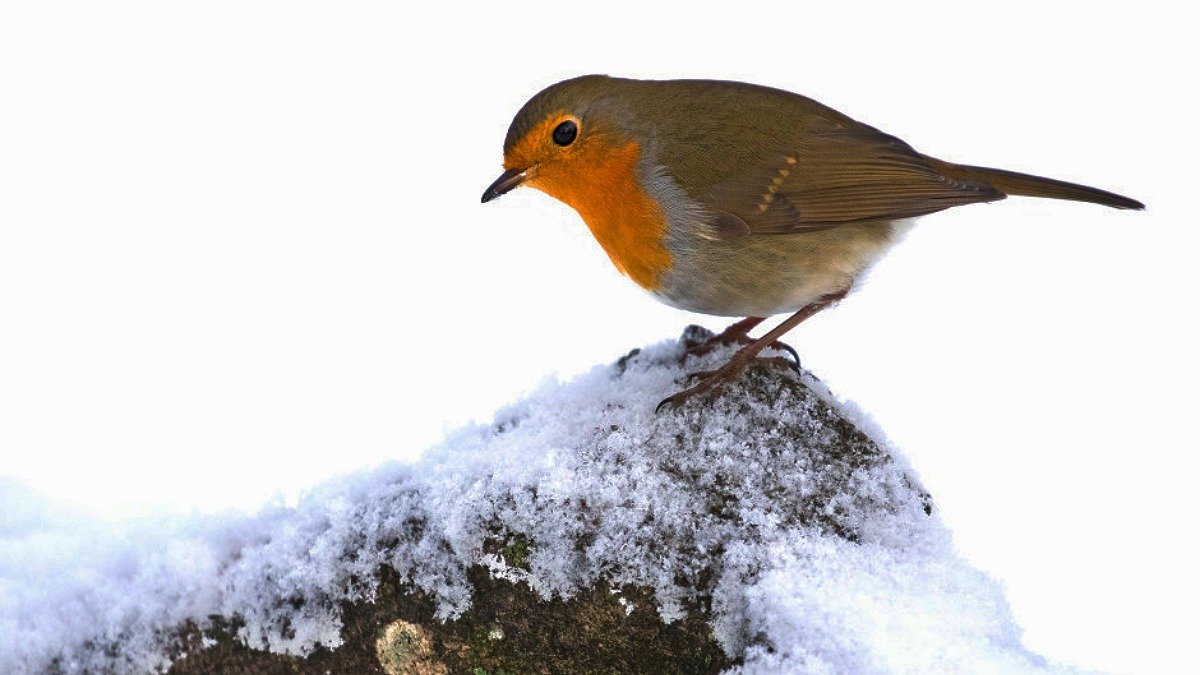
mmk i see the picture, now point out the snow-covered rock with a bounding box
[1,330,1054,673]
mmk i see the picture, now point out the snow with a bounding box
[1,337,1056,673]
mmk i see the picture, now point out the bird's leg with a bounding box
[684,317,763,355]
[658,290,848,412]
[684,316,801,369]
[702,317,765,344]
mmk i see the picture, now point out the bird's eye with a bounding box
[552,120,578,146]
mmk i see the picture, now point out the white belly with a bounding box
[653,219,915,317]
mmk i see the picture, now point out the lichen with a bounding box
[376,620,446,675]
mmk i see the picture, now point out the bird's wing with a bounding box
[702,117,1005,236]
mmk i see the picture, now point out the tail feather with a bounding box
[924,156,1144,210]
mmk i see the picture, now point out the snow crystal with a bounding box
[1,335,1055,673]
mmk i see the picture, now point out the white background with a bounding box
[1,2,1195,672]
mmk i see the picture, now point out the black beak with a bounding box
[481,167,531,203]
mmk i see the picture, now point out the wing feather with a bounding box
[704,120,1004,235]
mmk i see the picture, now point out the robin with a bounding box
[481,76,1143,411]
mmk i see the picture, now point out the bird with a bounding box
[481,75,1143,411]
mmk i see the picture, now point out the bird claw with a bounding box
[771,341,802,372]
[762,355,802,377]
[654,395,679,414]
[657,363,741,412]
[656,375,728,413]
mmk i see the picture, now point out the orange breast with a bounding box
[521,141,672,291]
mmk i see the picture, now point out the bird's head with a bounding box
[481,75,642,207]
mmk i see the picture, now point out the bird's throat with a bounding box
[529,141,672,291]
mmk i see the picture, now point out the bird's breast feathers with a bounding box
[528,139,675,291]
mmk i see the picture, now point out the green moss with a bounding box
[501,536,532,570]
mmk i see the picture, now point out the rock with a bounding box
[26,330,1050,673]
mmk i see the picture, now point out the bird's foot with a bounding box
[682,322,801,371]
[685,356,799,382]
[661,293,847,413]
[656,353,798,413]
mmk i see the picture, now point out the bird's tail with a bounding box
[923,156,1144,210]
